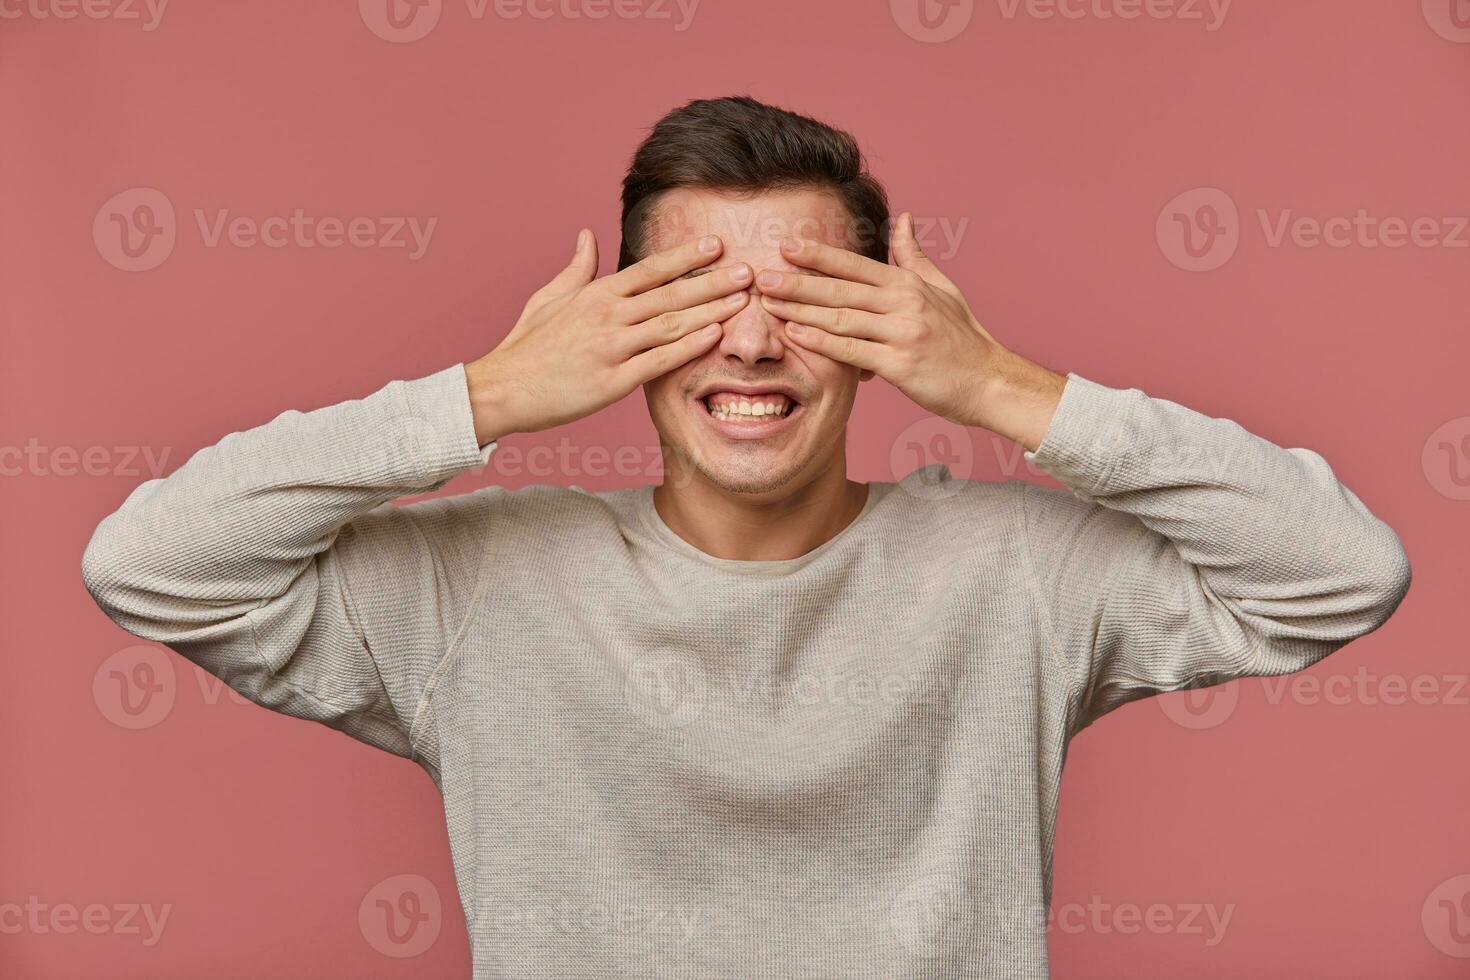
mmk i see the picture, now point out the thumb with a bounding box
[889,212,952,288]
[543,228,600,295]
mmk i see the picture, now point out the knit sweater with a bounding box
[80,364,1411,979]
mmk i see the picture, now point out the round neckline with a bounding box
[636,481,888,575]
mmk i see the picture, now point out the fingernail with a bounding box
[729,264,751,282]
[757,270,781,288]
[703,323,721,336]
[786,322,806,334]
[699,235,720,253]
[725,292,746,305]
[575,229,587,250]
[780,237,800,253]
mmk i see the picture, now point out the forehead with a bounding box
[642,186,856,262]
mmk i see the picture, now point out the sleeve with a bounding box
[80,363,497,759]
[1017,373,1412,734]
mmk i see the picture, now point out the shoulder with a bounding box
[869,464,1027,554]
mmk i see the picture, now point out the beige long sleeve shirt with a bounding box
[81,365,1411,978]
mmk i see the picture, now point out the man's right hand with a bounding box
[464,230,752,446]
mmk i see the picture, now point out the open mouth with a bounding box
[694,389,804,439]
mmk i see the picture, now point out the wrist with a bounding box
[969,348,1067,452]
[464,355,519,447]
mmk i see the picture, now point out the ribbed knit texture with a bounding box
[81,364,1411,979]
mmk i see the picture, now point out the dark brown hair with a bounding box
[617,96,891,270]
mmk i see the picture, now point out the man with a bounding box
[82,96,1411,978]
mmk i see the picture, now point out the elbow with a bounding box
[80,518,139,616]
[80,523,120,609]
[1355,522,1412,633]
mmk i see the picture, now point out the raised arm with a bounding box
[80,365,497,757]
[758,215,1410,732]
[81,230,755,756]
[1017,374,1412,732]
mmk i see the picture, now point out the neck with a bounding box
[653,453,869,562]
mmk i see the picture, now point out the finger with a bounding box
[624,291,750,354]
[604,235,723,297]
[541,228,600,296]
[620,262,752,323]
[622,322,724,385]
[755,269,889,313]
[758,296,888,340]
[890,212,957,291]
[778,237,906,287]
[780,322,888,374]
[508,229,599,342]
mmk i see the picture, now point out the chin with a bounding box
[687,451,807,496]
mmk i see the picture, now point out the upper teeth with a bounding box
[706,395,792,420]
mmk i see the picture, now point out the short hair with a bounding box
[617,95,891,270]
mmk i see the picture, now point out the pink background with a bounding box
[3,0,1467,976]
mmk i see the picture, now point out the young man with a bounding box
[82,96,1411,978]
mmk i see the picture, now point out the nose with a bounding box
[715,279,786,366]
